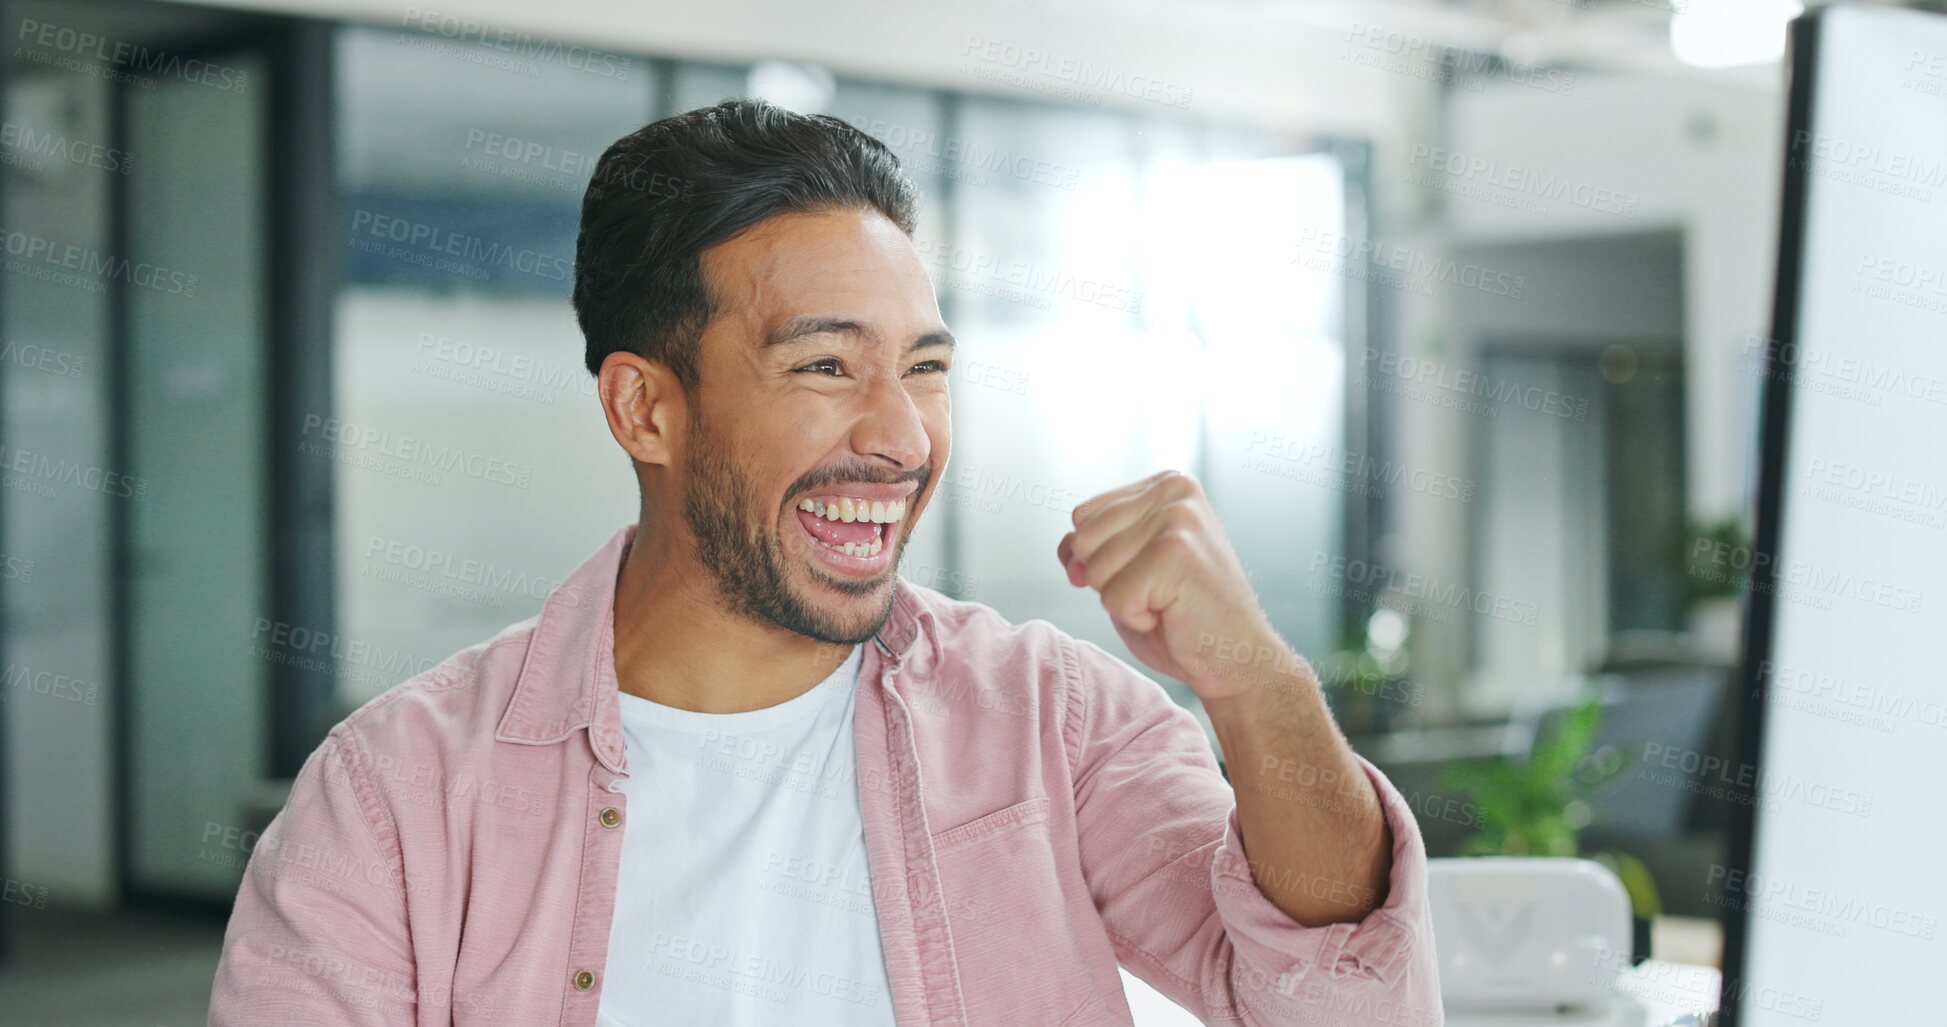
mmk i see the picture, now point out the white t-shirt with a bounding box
[595,644,898,1027]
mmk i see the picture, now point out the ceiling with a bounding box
[152,0,1791,139]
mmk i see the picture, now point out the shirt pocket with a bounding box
[930,796,1121,1026]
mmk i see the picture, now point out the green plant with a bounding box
[1320,613,1414,736]
[1682,516,1750,606]
[1440,695,1662,917]
[1319,646,1387,733]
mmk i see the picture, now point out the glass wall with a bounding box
[3,2,282,905]
[122,47,272,899]
[1,30,119,906]
[331,27,650,709]
[933,99,1349,707]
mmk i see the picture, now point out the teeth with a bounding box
[793,495,893,559]
[832,537,884,558]
[798,497,907,523]
[800,530,887,558]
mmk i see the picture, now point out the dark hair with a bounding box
[573,97,920,388]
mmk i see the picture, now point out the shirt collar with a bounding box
[494,520,934,772]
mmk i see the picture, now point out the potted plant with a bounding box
[1320,608,1416,737]
[1439,695,1663,955]
[1682,516,1750,663]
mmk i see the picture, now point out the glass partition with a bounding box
[331,26,651,708]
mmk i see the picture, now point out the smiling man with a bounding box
[209,98,1441,1026]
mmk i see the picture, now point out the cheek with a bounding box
[927,418,951,475]
[914,427,951,518]
[711,427,803,514]
[920,394,952,454]
[768,396,850,445]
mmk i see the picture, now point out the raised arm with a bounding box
[1057,470,1443,1024]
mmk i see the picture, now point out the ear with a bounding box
[598,350,686,469]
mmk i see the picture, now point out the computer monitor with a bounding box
[1723,5,1947,1024]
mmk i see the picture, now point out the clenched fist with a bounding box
[1055,470,1292,705]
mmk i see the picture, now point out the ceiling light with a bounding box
[1670,0,1805,69]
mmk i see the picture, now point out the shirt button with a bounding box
[573,968,596,991]
[598,806,622,828]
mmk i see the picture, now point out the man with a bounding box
[209,98,1441,1026]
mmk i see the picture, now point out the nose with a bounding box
[851,371,932,473]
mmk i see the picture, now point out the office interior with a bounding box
[0,0,1895,1023]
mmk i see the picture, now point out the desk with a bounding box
[1121,960,1721,1027]
[1448,961,1720,1027]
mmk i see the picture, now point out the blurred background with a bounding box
[0,0,1836,1021]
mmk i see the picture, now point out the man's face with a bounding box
[677,206,951,646]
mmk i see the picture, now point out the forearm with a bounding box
[1199,640,1393,928]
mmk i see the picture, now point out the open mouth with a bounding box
[792,492,908,573]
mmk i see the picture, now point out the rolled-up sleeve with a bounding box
[1065,635,1443,1026]
[208,726,419,1026]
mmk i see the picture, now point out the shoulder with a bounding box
[901,578,1081,679]
[323,614,541,773]
[904,580,1157,692]
[898,580,1188,750]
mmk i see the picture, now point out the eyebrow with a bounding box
[763,315,956,354]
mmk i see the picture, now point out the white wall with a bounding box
[1440,72,1786,520]
[1386,70,1785,713]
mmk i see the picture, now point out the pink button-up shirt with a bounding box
[209,522,1442,1025]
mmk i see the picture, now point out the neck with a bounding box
[611,521,859,714]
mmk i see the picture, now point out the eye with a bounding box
[796,358,844,376]
[907,360,949,376]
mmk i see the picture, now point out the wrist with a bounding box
[1192,631,1320,713]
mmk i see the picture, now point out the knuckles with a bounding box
[1155,499,1204,533]
[1156,470,1202,502]
[1068,472,1217,578]
[1153,527,1201,556]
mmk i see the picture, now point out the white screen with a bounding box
[1741,6,1947,1024]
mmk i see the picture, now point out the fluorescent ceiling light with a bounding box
[1670,0,1805,69]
